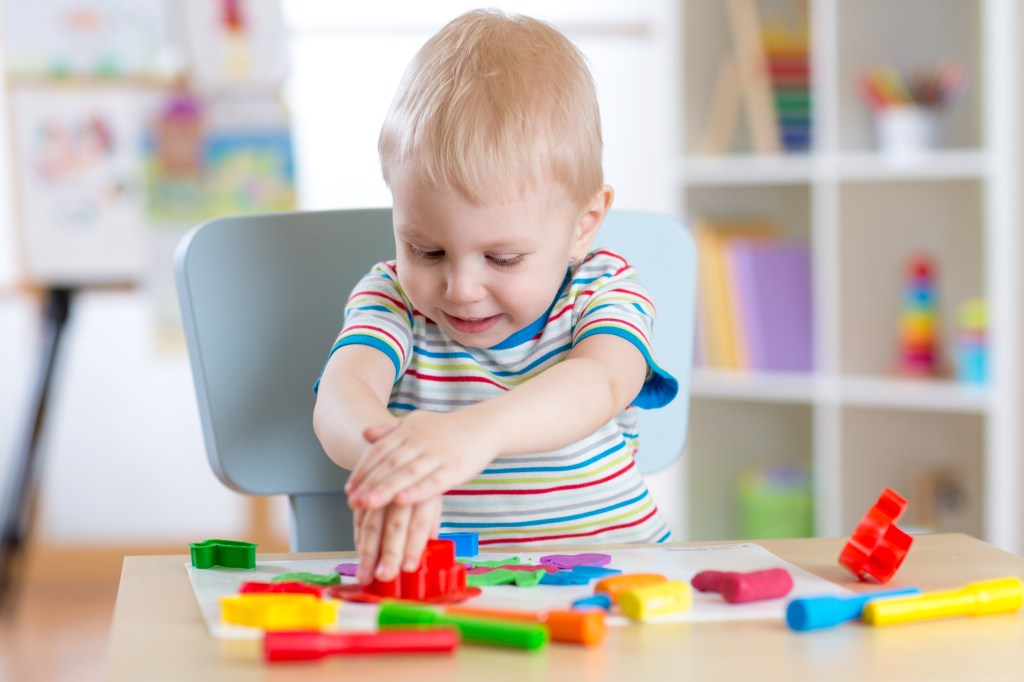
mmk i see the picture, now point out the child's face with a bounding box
[390,164,589,348]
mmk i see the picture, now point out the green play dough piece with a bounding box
[466,568,545,587]
[464,557,522,568]
[270,571,342,585]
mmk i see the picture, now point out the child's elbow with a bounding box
[603,355,648,411]
[311,396,330,448]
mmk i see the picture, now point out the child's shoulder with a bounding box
[566,249,651,308]
[575,248,636,280]
[356,259,403,290]
[366,259,399,278]
[350,259,410,306]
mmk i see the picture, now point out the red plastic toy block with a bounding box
[838,487,913,583]
[327,539,480,604]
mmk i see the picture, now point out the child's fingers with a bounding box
[401,501,439,572]
[347,438,438,506]
[351,455,444,510]
[355,508,384,585]
[353,508,364,548]
[373,504,413,582]
[346,433,405,494]
[393,468,452,507]
[349,440,417,498]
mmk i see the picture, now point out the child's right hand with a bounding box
[346,409,498,511]
[353,496,442,584]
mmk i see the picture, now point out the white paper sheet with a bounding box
[186,543,853,639]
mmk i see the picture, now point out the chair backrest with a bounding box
[599,211,696,474]
[175,208,695,551]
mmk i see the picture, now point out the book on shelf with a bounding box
[693,219,814,373]
[729,237,814,371]
[694,219,775,368]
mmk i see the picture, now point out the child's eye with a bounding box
[409,244,443,260]
[488,254,523,269]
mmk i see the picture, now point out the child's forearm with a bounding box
[313,351,397,471]
[462,338,646,457]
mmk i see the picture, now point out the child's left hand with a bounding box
[345,410,496,510]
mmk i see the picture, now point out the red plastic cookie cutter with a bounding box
[838,487,913,583]
[327,538,480,604]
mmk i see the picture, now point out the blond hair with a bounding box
[379,9,603,207]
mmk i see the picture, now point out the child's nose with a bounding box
[444,264,486,303]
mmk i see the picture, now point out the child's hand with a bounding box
[345,410,495,510]
[353,496,442,584]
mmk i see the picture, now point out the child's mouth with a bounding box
[443,312,501,334]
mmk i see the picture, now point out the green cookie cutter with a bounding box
[189,539,257,569]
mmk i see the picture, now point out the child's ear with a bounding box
[571,185,615,260]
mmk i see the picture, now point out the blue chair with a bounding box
[174,209,696,551]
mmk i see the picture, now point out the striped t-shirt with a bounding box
[323,249,678,547]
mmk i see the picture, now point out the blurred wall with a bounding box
[0,1,686,549]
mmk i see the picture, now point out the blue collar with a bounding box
[488,267,573,350]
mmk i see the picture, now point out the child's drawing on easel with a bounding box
[11,85,158,284]
[178,0,288,89]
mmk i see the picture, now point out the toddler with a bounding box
[313,9,679,584]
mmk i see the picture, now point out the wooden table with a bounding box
[104,533,1024,681]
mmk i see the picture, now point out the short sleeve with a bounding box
[571,251,679,409]
[313,261,414,393]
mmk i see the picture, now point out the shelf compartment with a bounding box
[840,407,983,538]
[837,180,984,377]
[685,184,812,239]
[836,0,982,153]
[688,399,813,541]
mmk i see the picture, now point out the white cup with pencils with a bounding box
[874,106,939,160]
[859,63,969,162]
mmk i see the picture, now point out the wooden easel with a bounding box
[0,287,73,615]
[701,0,781,155]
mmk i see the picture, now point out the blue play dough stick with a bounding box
[572,594,612,611]
[786,587,921,631]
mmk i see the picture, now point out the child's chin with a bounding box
[448,332,496,348]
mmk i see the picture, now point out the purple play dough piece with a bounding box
[538,553,612,569]
[336,559,475,576]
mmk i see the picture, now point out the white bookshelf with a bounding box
[675,0,1021,553]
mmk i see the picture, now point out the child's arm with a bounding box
[345,332,648,509]
[312,344,398,471]
[316,344,445,581]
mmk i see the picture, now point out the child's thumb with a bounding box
[362,423,395,442]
